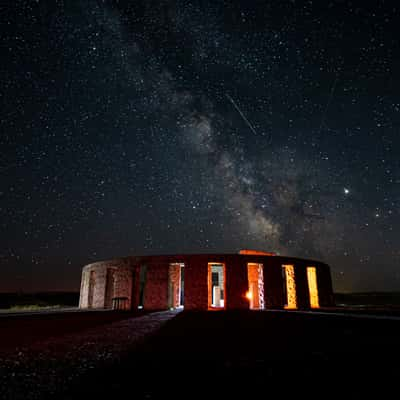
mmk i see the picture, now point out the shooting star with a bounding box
[225,93,258,136]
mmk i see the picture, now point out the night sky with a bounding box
[1,1,399,293]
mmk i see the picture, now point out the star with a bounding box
[1,0,398,295]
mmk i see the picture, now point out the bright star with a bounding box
[344,188,350,194]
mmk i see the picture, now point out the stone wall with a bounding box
[79,260,134,310]
[79,254,335,311]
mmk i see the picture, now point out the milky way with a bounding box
[1,1,399,292]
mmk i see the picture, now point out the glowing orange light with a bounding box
[245,291,253,300]
[239,249,276,256]
[283,264,297,309]
[307,266,320,308]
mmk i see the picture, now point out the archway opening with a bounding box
[168,263,185,309]
[282,264,297,309]
[247,263,265,310]
[208,263,225,309]
[307,266,320,308]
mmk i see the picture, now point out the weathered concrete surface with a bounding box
[79,253,335,312]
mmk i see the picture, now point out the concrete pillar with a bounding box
[185,257,208,310]
[226,256,249,310]
[79,269,89,309]
[317,263,335,307]
[113,267,133,310]
[91,266,107,308]
[104,269,115,309]
[294,264,311,310]
[130,266,141,310]
[143,262,169,310]
[263,259,285,309]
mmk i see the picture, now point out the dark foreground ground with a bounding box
[0,308,147,350]
[66,310,400,400]
[2,308,400,400]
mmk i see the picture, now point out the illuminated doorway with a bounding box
[208,263,225,309]
[307,266,319,308]
[168,263,185,309]
[282,265,297,309]
[247,263,265,309]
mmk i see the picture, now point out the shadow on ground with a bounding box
[61,310,400,399]
[0,309,148,351]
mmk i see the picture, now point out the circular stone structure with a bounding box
[79,250,334,311]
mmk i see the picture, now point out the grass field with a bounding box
[0,291,79,310]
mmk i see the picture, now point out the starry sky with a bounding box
[1,0,399,293]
